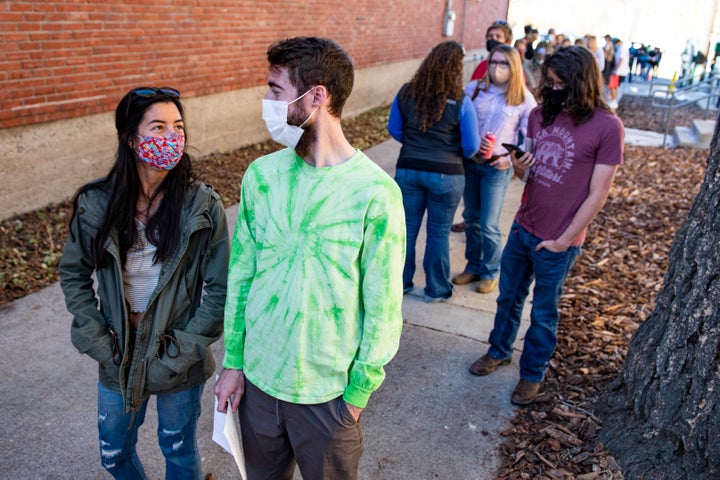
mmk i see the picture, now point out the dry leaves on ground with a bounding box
[617,93,714,133]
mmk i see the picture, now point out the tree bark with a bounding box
[597,122,720,479]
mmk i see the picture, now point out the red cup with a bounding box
[484,132,496,159]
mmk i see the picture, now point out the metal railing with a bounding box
[648,72,720,147]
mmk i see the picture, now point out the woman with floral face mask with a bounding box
[59,87,228,479]
[452,45,537,294]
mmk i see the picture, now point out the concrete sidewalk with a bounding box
[0,129,657,479]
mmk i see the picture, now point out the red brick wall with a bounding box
[1,0,507,129]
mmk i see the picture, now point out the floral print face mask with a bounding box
[134,132,185,170]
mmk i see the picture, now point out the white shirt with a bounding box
[615,44,631,76]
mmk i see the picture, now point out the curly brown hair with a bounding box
[402,41,465,132]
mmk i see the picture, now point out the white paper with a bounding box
[212,394,247,479]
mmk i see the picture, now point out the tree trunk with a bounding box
[597,121,720,479]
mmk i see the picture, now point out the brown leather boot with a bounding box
[452,271,480,285]
[468,354,511,376]
[511,379,542,405]
[476,278,498,293]
[451,221,466,232]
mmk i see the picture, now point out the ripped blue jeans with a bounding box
[97,382,203,480]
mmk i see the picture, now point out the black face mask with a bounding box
[486,39,501,53]
[542,87,569,107]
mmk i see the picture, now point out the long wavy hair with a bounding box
[70,88,195,268]
[478,45,526,106]
[539,46,610,126]
[402,41,465,132]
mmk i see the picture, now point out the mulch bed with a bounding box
[494,140,709,477]
[617,93,716,133]
[0,95,713,479]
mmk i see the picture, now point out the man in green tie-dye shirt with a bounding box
[215,37,406,480]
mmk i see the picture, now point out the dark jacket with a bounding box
[59,180,228,413]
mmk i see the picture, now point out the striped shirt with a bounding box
[124,220,161,312]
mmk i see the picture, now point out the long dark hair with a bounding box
[402,41,465,132]
[539,46,610,126]
[70,88,195,268]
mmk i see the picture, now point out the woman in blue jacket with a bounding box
[388,41,480,302]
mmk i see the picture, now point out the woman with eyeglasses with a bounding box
[388,41,480,302]
[59,87,229,479]
[452,45,536,294]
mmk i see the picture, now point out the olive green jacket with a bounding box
[59,180,228,413]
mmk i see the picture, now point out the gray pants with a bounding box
[240,380,364,480]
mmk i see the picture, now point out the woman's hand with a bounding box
[478,136,494,157]
[490,155,512,171]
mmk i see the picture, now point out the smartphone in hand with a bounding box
[501,143,526,157]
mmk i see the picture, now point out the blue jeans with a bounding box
[97,382,204,480]
[487,223,581,382]
[395,168,464,299]
[462,163,512,279]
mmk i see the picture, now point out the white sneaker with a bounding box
[608,99,619,110]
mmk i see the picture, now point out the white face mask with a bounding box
[262,87,316,149]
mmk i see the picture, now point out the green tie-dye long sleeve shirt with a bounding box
[223,148,406,408]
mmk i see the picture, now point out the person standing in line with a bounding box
[586,35,605,73]
[388,40,480,302]
[468,46,624,406]
[59,87,229,479]
[469,21,514,81]
[452,45,536,294]
[523,26,539,61]
[214,37,406,480]
[609,38,630,109]
[524,41,550,98]
[452,21,517,234]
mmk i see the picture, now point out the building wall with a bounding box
[1,0,508,219]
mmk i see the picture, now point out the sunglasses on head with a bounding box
[131,87,180,98]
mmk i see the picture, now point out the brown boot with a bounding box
[511,379,542,405]
[452,271,480,285]
[476,278,498,293]
[468,354,511,376]
[451,221,466,232]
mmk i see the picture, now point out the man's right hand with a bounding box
[214,368,246,413]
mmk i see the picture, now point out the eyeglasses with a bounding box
[492,20,509,27]
[131,87,180,98]
[489,60,510,69]
[544,80,566,90]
